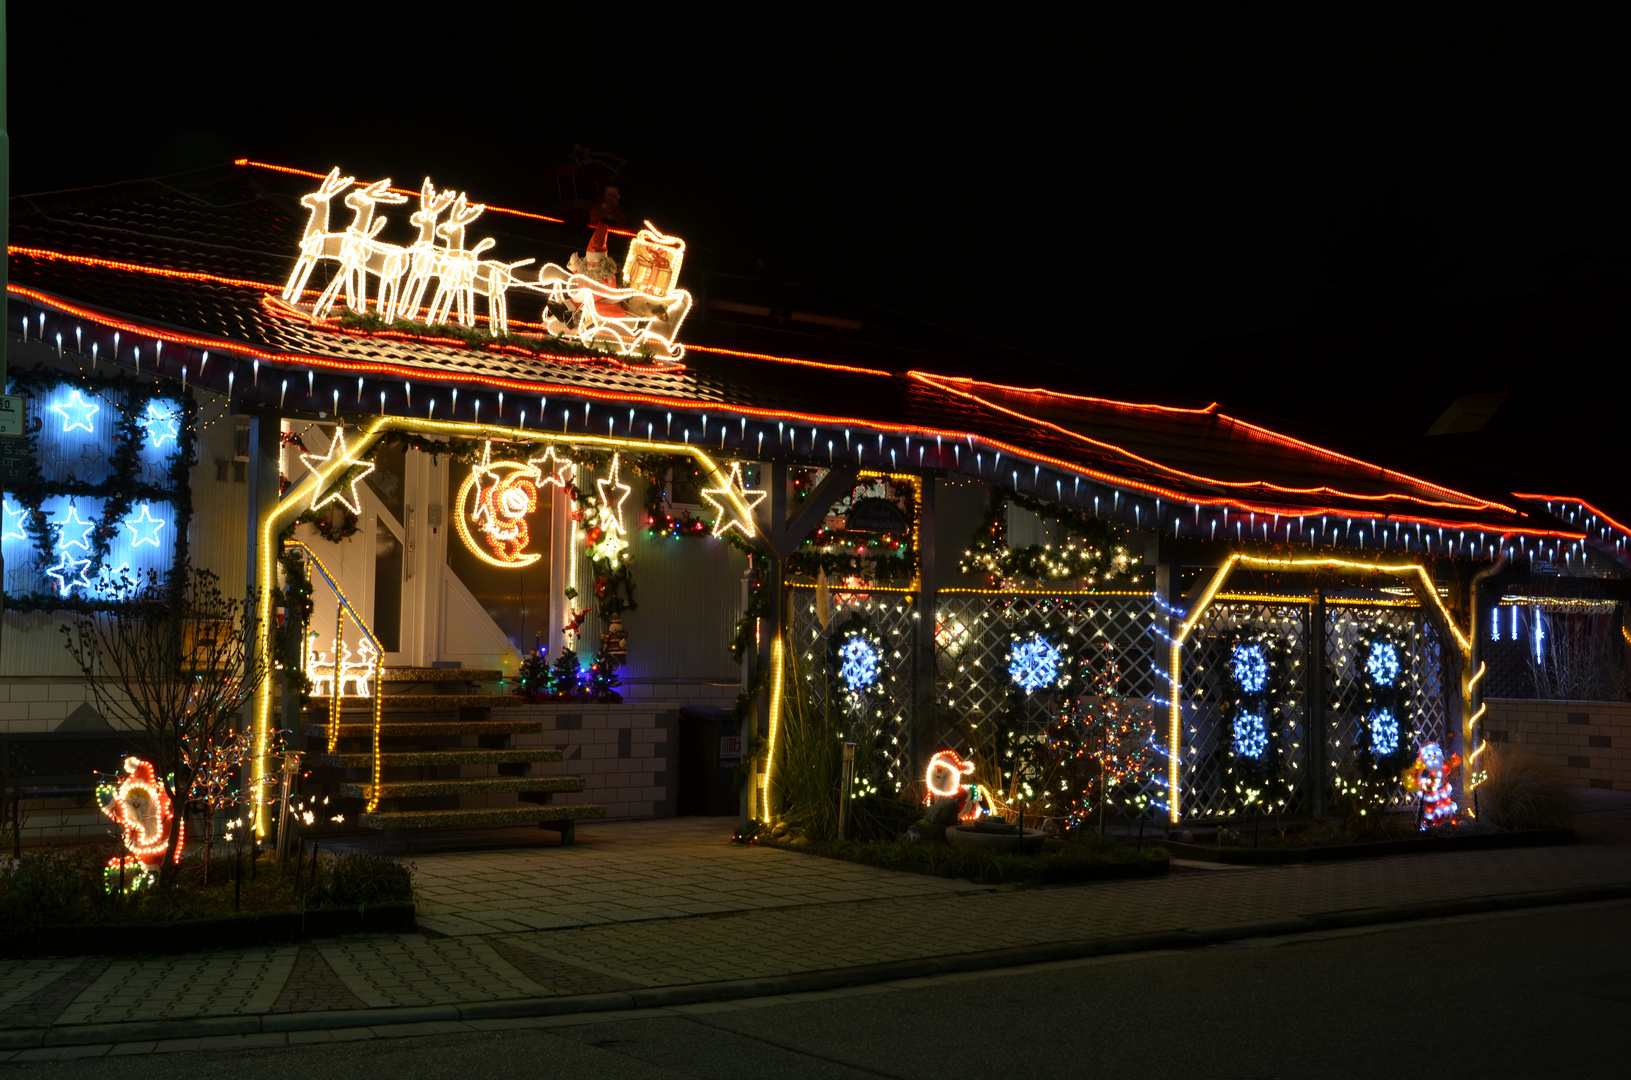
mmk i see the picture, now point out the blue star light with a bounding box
[1,500,26,543]
[45,551,94,596]
[1008,633,1061,692]
[1365,642,1401,686]
[55,504,96,552]
[137,400,181,448]
[837,633,881,693]
[1369,708,1400,755]
[1233,711,1268,758]
[1230,643,1268,694]
[122,504,166,548]
[50,389,99,433]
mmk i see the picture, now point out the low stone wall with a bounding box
[1484,698,1631,791]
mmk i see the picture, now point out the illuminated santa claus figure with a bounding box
[924,750,987,822]
[97,756,181,891]
[1404,742,1459,829]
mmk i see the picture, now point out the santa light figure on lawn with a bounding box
[97,756,182,892]
[1403,741,1459,829]
[924,750,988,822]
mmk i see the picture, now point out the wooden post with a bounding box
[911,478,937,788]
[243,413,283,829]
[1307,588,1328,818]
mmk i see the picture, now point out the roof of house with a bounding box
[5,161,1610,560]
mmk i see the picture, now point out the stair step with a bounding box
[358,804,606,830]
[314,694,526,710]
[338,776,585,799]
[304,720,544,739]
[380,668,505,683]
[320,748,563,768]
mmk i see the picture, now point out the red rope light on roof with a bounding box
[8,245,280,292]
[912,372,1515,515]
[918,373,1222,415]
[1512,493,1631,539]
[5,282,1583,541]
[232,159,636,235]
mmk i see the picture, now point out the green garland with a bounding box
[1,366,195,612]
[785,475,917,585]
[958,486,1134,586]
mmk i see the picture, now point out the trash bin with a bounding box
[677,706,740,816]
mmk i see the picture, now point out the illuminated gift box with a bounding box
[623,222,686,297]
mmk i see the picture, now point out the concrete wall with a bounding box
[1485,697,1631,791]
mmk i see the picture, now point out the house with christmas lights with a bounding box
[3,160,1626,846]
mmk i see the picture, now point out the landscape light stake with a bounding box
[234,853,242,910]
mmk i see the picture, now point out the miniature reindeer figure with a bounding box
[311,179,408,318]
[384,178,458,322]
[423,195,492,327]
[282,167,355,303]
[338,639,378,696]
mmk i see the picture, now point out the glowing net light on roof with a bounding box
[1233,711,1268,759]
[1008,632,1061,692]
[1230,643,1268,694]
[837,632,881,694]
[1365,641,1401,686]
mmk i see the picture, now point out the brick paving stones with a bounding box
[3,813,1630,1037]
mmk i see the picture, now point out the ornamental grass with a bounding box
[1476,743,1570,832]
[0,845,413,928]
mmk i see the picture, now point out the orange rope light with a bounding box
[1512,492,1631,540]
[6,282,1587,544]
[9,245,280,292]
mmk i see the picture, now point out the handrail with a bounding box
[286,540,386,811]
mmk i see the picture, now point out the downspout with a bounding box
[1464,553,1508,805]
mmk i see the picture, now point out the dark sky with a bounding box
[11,8,1629,381]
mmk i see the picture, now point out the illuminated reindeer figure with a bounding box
[384,178,458,322]
[424,195,495,327]
[311,179,408,318]
[281,167,355,303]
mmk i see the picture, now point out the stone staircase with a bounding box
[303,668,604,846]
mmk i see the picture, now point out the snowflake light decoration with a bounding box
[1230,643,1268,694]
[1365,641,1401,686]
[1368,708,1399,755]
[1008,632,1062,692]
[836,632,881,693]
[1233,711,1268,759]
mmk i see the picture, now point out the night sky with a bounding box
[11,9,1629,385]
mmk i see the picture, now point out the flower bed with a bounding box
[0,845,415,956]
[759,831,1170,887]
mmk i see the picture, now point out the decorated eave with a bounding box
[4,161,1594,564]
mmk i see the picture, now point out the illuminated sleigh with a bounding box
[523,223,693,363]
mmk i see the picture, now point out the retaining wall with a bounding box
[1484,697,1631,791]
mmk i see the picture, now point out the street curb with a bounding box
[4,881,1629,1051]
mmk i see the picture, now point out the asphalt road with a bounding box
[7,899,1629,1079]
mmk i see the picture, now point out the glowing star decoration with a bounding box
[596,454,633,536]
[122,504,167,548]
[1404,742,1459,828]
[2,500,28,543]
[45,551,94,596]
[53,504,96,553]
[1365,641,1401,685]
[1369,708,1400,756]
[136,400,181,448]
[1008,632,1062,692]
[923,749,987,822]
[527,444,575,490]
[1230,643,1268,694]
[700,461,766,539]
[1233,711,1269,759]
[455,441,544,568]
[50,388,99,433]
[96,756,181,892]
[836,632,881,693]
[301,428,375,517]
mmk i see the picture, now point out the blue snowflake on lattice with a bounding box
[837,632,881,694]
[1365,641,1401,686]
[1368,708,1399,755]
[1233,711,1268,758]
[1230,643,1268,694]
[1008,633,1061,692]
